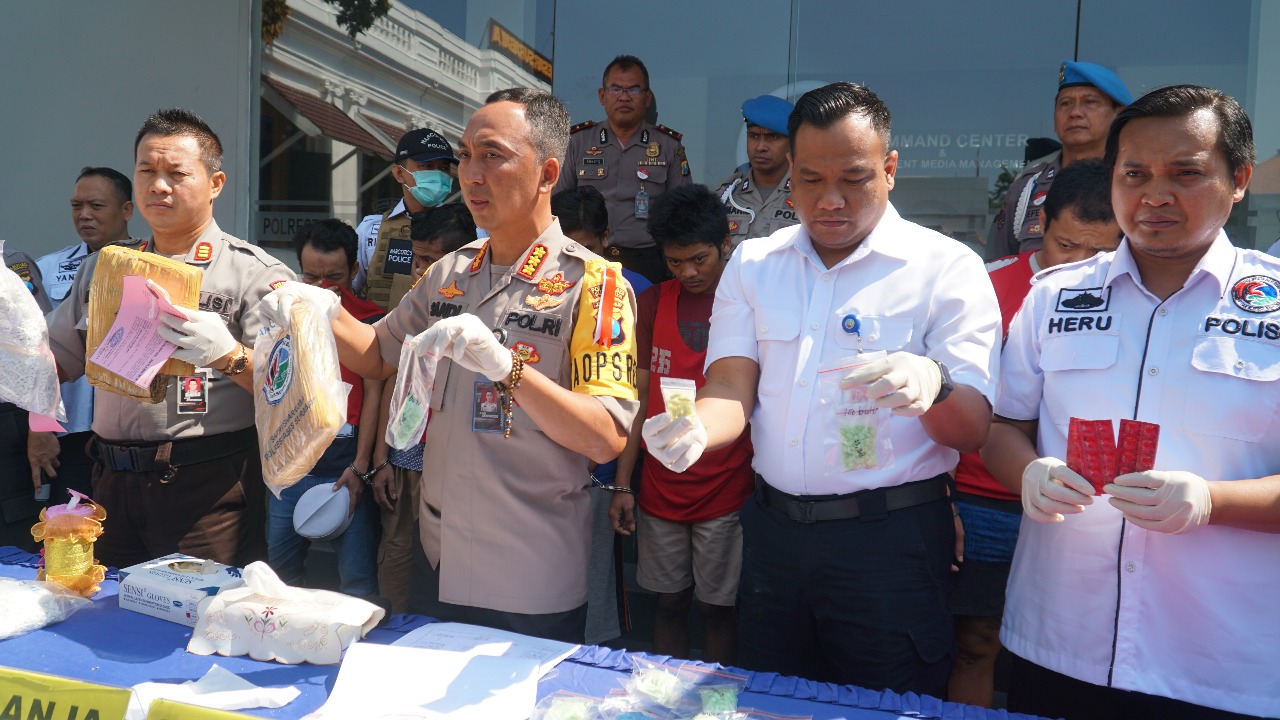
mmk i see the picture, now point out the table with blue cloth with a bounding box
[0,548,1043,720]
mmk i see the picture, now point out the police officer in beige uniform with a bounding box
[271,88,639,644]
[988,61,1132,258]
[46,109,295,569]
[716,95,799,249]
[1,244,52,549]
[355,129,458,310]
[555,55,691,285]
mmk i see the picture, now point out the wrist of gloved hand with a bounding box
[428,314,513,381]
[260,280,341,325]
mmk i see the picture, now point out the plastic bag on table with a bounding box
[385,329,440,450]
[0,241,64,420]
[253,296,348,498]
[817,353,894,475]
[0,577,91,640]
[530,691,603,720]
[675,665,749,716]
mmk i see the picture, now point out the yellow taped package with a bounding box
[86,245,203,403]
[254,298,347,498]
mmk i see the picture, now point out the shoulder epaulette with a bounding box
[570,120,596,134]
[655,124,682,142]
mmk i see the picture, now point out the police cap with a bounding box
[1058,61,1133,106]
[741,95,794,135]
[396,128,458,164]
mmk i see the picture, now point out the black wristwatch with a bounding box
[934,361,955,404]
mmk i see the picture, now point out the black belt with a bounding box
[89,426,256,478]
[760,474,949,523]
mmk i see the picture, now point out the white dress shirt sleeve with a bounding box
[921,250,1001,403]
[705,248,760,369]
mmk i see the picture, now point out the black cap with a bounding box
[396,128,457,164]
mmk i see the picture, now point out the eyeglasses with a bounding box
[605,85,648,97]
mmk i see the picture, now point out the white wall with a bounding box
[0,1,260,259]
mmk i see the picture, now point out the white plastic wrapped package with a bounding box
[385,329,440,450]
[0,577,91,640]
[253,297,348,498]
[0,240,64,420]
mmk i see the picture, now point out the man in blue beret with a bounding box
[988,61,1133,258]
[715,95,799,249]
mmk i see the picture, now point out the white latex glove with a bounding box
[157,309,238,367]
[1022,457,1094,523]
[1105,470,1213,534]
[840,351,943,417]
[258,280,341,327]
[421,314,512,381]
[641,412,708,473]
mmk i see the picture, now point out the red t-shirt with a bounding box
[954,250,1039,500]
[336,286,385,425]
[636,280,754,523]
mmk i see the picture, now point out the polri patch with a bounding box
[1231,275,1280,313]
[1055,286,1111,312]
[513,341,541,364]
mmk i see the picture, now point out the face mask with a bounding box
[405,169,452,207]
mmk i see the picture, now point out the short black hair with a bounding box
[293,218,358,268]
[647,184,729,251]
[787,82,892,152]
[76,166,132,205]
[410,203,476,254]
[134,108,224,173]
[484,88,571,166]
[551,186,609,238]
[1043,158,1115,231]
[602,54,649,89]
[1104,84,1255,178]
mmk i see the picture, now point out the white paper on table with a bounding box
[125,664,300,720]
[87,274,186,388]
[390,622,578,678]
[307,642,540,720]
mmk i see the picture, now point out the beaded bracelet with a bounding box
[495,349,526,439]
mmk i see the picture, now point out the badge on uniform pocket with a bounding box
[472,378,502,433]
[177,372,209,414]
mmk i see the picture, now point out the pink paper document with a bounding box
[88,275,188,389]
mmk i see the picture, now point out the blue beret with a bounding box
[1058,61,1133,106]
[741,95,794,135]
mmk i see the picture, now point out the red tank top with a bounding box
[641,280,754,523]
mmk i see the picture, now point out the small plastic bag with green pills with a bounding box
[530,691,604,720]
[818,353,895,475]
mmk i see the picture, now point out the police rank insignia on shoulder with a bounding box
[192,241,213,262]
[525,293,565,311]
[517,244,549,279]
[438,279,464,298]
[656,124,683,142]
[536,272,575,295]
[570,120,596,134]
[469,242,489,274]
[269,279,288,291]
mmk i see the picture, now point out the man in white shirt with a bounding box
[644,82,1000,697]
[30,167,133,501]
[983,84,1280,719]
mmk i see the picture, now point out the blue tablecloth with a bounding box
[0,548,1042,719]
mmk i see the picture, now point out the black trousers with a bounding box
[736,482,955,697]
[409,525,587,644]
[0,404,40,552]
[1008,654,1265,720]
